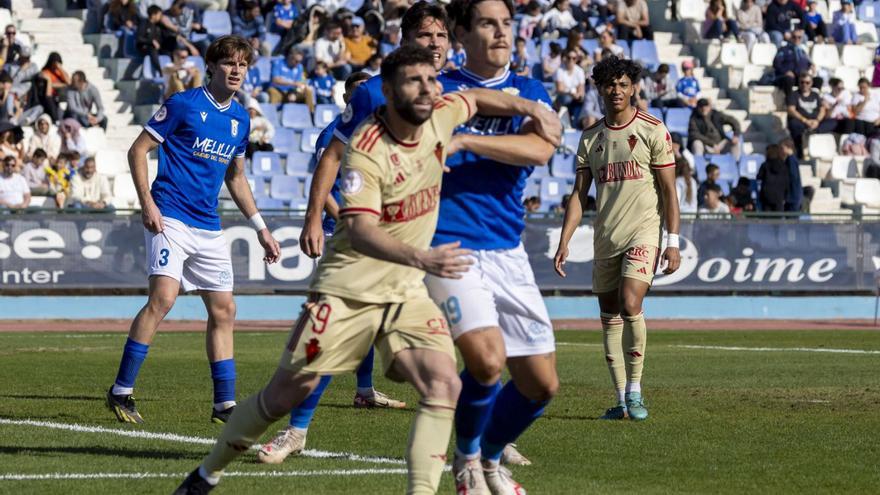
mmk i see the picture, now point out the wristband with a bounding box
[666,233,680,249]
[250,213,267,232]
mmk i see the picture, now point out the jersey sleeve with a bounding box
[575,132,589,172]
[338,149,384,217]
[334,81,375,144]
[143,93,185,143]
[235,113,250,158]
[431,93,474,141]
[649,125,675,170]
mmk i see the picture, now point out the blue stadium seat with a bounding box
[203,11,232,36]
[187,56,205,76]
[706,154,739,182]
[561,130,581,154]
[257,197,286,210]
[551,152,576,179]
[531,162,550,178]
[142,55,170,82]
[260,103,280,127]
[272,127,300,156]
[288,198,309,213]
[647,106,665,121]
[286,151,313,175]
[281,103,313,129]
[265,33,282,54]
[664,108,691,136]
[581,39,599,56]
[246,175,268,197]
[693,154,708,181]
[739,153,764,180]
[301,127,321,153]
[523,177,540,201]
[631,40,659,70]
[539,177,567,212]
[615,40,631,58]
[270,175,301,200]
[525,38,538,62]
[251,151,283,177]
[255,58,272,85]
[313,104,340,128]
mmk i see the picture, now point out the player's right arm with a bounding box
[300,137,344,258]
[554,136,592,278]
[129,131,162,233]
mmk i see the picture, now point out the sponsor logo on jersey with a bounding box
[381,185,440,222]
[200,111,207,122]
[626,246,652,263]
[191,137,236,161]
[597,160,643,183]
[231,119,239,137]
[154,105,168,122]
[341,169,364,194]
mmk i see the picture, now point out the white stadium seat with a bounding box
[841,44,873,68]
[808,134,837,161]
[854,178,880,207]
[84,127,107,157]
[834,66,861,90]
[829,156,858,180]
[811,43,841,70]
[856,21,879,42]
[750,43,777,66]
[720,42,749,68]
[95,149,129,178]
[112,173,139,209]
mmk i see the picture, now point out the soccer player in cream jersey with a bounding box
[174,45,557,495]
[105,35,281,425]
[554,55,681,421]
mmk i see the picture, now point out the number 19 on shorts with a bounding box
[440,296,462,325]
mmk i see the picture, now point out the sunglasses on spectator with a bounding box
[5,31,15,36]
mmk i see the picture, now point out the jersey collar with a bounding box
[459,64,511,88]
[202,87,231,112]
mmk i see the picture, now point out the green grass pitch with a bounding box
[0,329,878,494]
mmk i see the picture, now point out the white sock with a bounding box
[616,389,625,403]
[198,465,220,486]
[213,401,236,411]
[456,448,481,461]
[111,385,133,396]
[626,382,641,394]
[356,386,374,396]
[292,427,308,435]
[481,457,500,469]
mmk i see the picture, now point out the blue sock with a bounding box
[209,359,236,407]
[454,369,502,457]
[355,347,375,389]
[289,375,332,429]
[113,338,149,391]
[481,381,549,462]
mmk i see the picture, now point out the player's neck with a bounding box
[382,106,423,143]
[605,106,637,127]
[206,80,235,107]
[462,60,506,80]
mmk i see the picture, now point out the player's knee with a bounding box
[424,370,461,403]
[211,299,237,325]
[467,355,505,385]
[620,292,643,317]
[147,292,176,317]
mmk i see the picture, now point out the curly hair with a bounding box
[591,55,642,89]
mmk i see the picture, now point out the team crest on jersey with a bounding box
[342,169,364,194]
[231,119,239,137]
[153,105,167,122]
[200,111,207,122]
[390,153,400,167]
[501,87,520,96]
[627,134,638,151]
[341,104,353,123]
[597,131,604,141]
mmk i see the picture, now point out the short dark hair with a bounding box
[401,1,449,40]
[72,70,86,82]
[32,148,47,159]
[591,55,642,89]
[381,45,435,83]
[205,35,254,77]
[324,21,342,33]
[0,72,11,84]
[706,183,723,195]
[706,163,720,174]
[345,71,372,93]
[828,77,842,87]
[147,5,162,16]
[657,63,669,74]
[447,0,515,32]
[858,77,870,86]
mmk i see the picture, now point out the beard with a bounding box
[393,96,433,126]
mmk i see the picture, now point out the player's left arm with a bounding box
[225,155,281,264]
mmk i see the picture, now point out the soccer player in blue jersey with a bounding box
[105,35,281,425]
[256,71,408,465]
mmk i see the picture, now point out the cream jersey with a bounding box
[311,93,474,303]
[575,108,675,259]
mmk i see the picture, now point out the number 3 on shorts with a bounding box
[440,296,462,325]
[158,248,170,267]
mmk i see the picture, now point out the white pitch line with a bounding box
[555,342,602,347]
[0,469,408,481]
[0,419,405,466]
[671,344,880,355]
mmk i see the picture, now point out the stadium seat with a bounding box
[251,151,283,176]
[664,108,691,136]
[95,149,129,177]
[203,11,232,36]
[551,152,576,179]
[522,177,540,200]
[693,154,709,181]
[739,153,764,180]
[580,39,599,56]
[854,178,880,207]
[84,126,107,157]
[246,175,268,197]
[270,175,302,200]
[112,173,139,208]
[750,43,777,66]
[679,0,708,20]
[808,133,837,161]
[272,127,301,155]
[260,102,280,127]
[265,33,282,54]
[531,162,550,178]
[301,127,322,153]
[561,130,581,154]
[857,1,879,24]
[615,40,631,58]
[830,156,859,179]
[855,20,879,42]
[647,106,665,121]
[539,177,567,212]
[705,154,739,182]
[255,58,272,85]
[720,42,749,68]
[142,55,171,82]
[834,66,861,90]
[286,151,313,175]
[288,198,309,213]
[631,40,660,70]
[841,44,873,68]
[281,103,313,129]
[811,43,841,70]
[525,38,538,62]
[313,104,340,128]
[257,197,286,210]
[187,56,206,76]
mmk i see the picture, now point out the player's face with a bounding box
[209,54,249,93]
[388,63,440,126]
[600,75,635,114]
[406,17,449,71]
[458,1,513,70]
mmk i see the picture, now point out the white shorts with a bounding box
[145,216,233,292]
[425,244,555,358]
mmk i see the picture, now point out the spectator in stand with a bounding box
[786,72,835,158]
[8,45,40,105]
[58,119,87,157]
[22,148,48,196]
[773,29,814,98]
[873,45,880,87]
[851,78,880,137]
[822,77,855,133]
[45,151,74,208]
[137,6,166,78]
[765,0,805,47]
[615,0,653,41]
[446,40,467,70]
[675,157,698,213]
[246,99,273,158]
[36,52,70,123]
[803,0,827,43]
[670,131,696,170]
[511,36,532,77]
[564,27,590,63]
[730,177,756,211]
[688,98,743,159]
[831,0,857,45]
[362,53,383,76]
[737,0,771,52]
[268,46,312,106]
[65,71,107,130]
[27,114,60,161]
[344,17,377,70]
[524,195,541,213]
[757,143,789,211]
[162,0,207,57]
[69,157,113,210]
[520,1,544,40]
[271,0,299,36]
[542,0,578,38]
[104,0,138,34]
[315,21,352,81]
[162,47,202,99]
[309,62,336,105]
[187,0,226,12]
[643,63,680,109]
[542,42,563,81]
[233,2,268,55]
[593,28,624,62]
[380,22,401,55]
[0,24,21,69]
[0,73,22,125]
[676,59,701,108]
[0,155,29,209]
[704,0,740,40]
[580,80,604,128]
[555,48,586,124]
[778,138,802,212]
[697,163,720,208]
[699,183,730,214]
[239,54,268,104]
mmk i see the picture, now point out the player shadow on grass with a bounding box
[0,394,105,402]
[0,445,205,460]
[315,403,415,413]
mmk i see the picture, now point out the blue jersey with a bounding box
[309,74,335,98]
[435,68,552,250]
[333,74,384,144]
[447,48,467,69]
[676,76,700,99]
[316,116,342,234]
[271,59,305,90]
[273,4,298,23]
[144,87,249,230]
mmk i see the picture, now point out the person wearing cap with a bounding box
[676,59,701,108]
[380,21,401,55]
[688,98,742,159]
[831,0,857,44]
[803,0,828,43]
[344,16,377,70]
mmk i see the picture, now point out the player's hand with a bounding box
[661,247,680,274]
[553,244,569,278]
[530,101,563,147]
[141,201,164,233]
[418,241,473,278]
[299,215,325,258]
[258,229,281,264]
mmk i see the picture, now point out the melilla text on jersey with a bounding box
[191,136,236,165]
